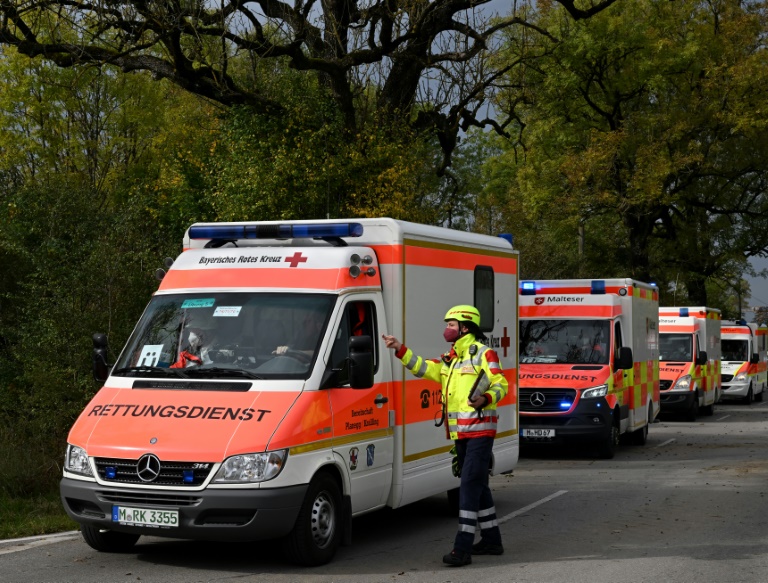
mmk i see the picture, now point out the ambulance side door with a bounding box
[325,296,394,514]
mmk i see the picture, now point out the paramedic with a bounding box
[382,305,507,567]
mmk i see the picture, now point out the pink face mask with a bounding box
[443,327,460,343]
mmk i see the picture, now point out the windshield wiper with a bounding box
[112,366,188,379]
[183,366,263,380]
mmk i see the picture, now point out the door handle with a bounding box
[374,396,389,404]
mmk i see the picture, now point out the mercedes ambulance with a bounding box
[720,320,767,404]
[658,307,721,420]
[518,279,659,458]
[60,218,519,566]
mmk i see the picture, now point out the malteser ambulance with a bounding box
[720,320,767,404]
[60,219,519,565]
[517,279,659,458]
[658,307,721,420]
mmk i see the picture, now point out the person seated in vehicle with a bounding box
[273,309,326,360]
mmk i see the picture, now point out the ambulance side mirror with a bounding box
[616,346,633,370]
[348,335,374,389]
[696,351,708,366]
[92,333,111,382]
[750,353,759,364]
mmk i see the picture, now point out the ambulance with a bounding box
[59,218,519,566]
[720,320,767,404]
[658,307,721,420]
[517,279,659,458]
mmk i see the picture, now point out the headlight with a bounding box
[65,444,93,476]
[672,374,692,391]
[582,384,608,399]
[213,450,288,483]
[735,372,748,382]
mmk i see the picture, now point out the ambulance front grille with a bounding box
[94,457,213,487]
[519,389,577,413]
[96,491,202,507]
[721,374,733,383]
[659,380,673,391]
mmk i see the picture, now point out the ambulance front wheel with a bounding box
[598,415,620,459]
[80,525,139,553]
[283,473,342,566]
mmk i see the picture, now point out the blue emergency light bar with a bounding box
[590,280,606,294]
[679,308,689,317]
[520,281,536,295]
[188,222,364,240]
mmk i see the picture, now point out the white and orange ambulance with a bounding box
[658,307,721,420]
[60,219,519,565]
[720,320,767,404]
[517,279,659,458]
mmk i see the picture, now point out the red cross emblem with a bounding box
[500,326,511,358]
[285,252,308,268]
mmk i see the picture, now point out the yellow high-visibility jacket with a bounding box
[396,334,508,440]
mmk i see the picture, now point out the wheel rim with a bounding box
[310,490,336,549]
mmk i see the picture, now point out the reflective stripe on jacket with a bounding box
[397,334,508,440]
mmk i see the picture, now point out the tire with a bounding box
[743,385,754,405]
[80,525,139,553]
[686,392,699,422]
[702,392,716,416]
[598,416,620,459]
[283,473,342,566]
[756,386,764,402]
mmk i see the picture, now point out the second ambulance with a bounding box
[720,320,767,404]
[518,278,659,458]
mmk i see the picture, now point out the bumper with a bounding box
[520,397,613,445]
[720,383,749,400]
[60,477,307,542]
[659,391,696,412]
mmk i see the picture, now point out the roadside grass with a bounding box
[0,492,77,539]
[0,427,78,539]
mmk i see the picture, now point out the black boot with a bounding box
[443,549,472,566]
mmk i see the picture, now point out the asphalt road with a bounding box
[3,399,768,583]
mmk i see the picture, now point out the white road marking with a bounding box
[0,531,79,556]
[717,415,731,421]
[498,490,567,524]
[654,438,676,448]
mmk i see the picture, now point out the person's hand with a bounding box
[382,334,402,351]
[469,393,488,410]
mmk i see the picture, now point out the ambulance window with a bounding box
[474,266,494,333]
[328,301,378,386]
[614,321,623,361]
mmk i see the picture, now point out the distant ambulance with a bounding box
[658,307,721,420]
[60,219,519,565]
[720,321,767,404]
[518,279,659,459]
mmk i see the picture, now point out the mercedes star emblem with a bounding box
[530,392,546,407]
[137,454,162,482]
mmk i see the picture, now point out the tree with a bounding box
[0,0,618,179]
[484,0,768,305]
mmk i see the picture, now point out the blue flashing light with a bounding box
[596,403,601,408]
[105,467,117,480]
[183,470,195,484]
[591,280,606,294]
[188,223,364,241]
[560,402,572,409]
[680,308,689,317]
[520,281,536,295]
[498,233,513,246]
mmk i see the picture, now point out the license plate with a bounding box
[112,505,178,528]
[522,429,555,438]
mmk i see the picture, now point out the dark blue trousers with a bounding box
[453,436,502,553]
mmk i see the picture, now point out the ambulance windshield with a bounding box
[659,334,692,362]
[721,339,749,362]
[112,292,335,379]
[519,320,609,365]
